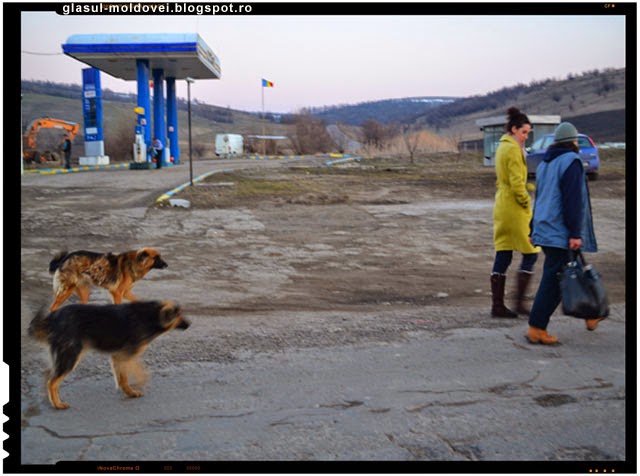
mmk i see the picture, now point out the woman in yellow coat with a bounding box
[491,107,540,318]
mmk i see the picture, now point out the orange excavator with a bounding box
[22,117,80,164]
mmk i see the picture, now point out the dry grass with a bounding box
[172,151,497,208]
[168,148,625,209]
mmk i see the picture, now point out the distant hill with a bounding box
[305,97,458,126]
[20,67,626,158]
[412,67,626,143]
[306,68,626,143]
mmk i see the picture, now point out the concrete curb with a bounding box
[324,155,362,166]
[247,154,306,161]
[155,168,236,203]
[26,163,131,174]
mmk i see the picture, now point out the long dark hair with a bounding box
[505,107,531,133]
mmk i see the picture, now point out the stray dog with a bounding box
[48,248,168,311]
[28,301,190,410]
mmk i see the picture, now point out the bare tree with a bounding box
[361,119,383,148]
[362,118,398,150]
[290,111,335,154]
[446,128,465,155]
[402,125,420,164]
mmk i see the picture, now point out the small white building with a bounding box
[476,115,560,166]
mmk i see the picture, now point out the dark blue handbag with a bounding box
[559,250,609,319]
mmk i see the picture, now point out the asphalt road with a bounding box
[12,158,631,472]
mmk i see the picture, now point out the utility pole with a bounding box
[185,77,195,186]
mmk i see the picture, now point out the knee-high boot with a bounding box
[515,271,533,315]
[491,273,517,318]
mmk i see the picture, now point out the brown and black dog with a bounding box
[28,300,190,410]
[48,248,168,311]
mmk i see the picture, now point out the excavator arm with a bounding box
[23,117,80,164]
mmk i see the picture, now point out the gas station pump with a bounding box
[132,124,146,163]
[130,107,151,169]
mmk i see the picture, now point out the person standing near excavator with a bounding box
[61,134,72,170]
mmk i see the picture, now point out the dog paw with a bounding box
[125,389,144,398]
[54,402,70,410]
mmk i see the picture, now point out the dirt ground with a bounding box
[15,150,628,466]
[20,151,626,363]
[171,151,626,314]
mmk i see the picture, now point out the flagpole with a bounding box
[261,82,266,156]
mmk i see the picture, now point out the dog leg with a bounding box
[123,289,140,302]
[109,290,125,305]
[50,288,75,311]
[47,375,70,410]
[47,345,82,410]
[75,285,91,304]
[111,354,143,398]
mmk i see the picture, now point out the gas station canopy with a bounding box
[62,33,221,80]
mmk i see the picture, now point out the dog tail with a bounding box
[49,251,69,274]
[28,307,51,342]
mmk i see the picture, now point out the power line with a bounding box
[21,50,63,56]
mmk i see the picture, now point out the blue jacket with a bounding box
[531,149,597,252]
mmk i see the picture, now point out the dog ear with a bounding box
[137,250,149,262]
[159,301,181,326]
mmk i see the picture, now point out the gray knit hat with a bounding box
[553,122,579,144]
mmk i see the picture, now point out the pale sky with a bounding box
[18,5,627,113]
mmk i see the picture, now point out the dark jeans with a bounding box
[528,246,568,330]
[64,152,71,169]
[492,250,537,275]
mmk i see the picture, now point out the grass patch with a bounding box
[163,150,623,209]
[598,148,626,174]
[231,176,306,198]
[173,171,323,208]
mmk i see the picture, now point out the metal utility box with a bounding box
[476,115,560,166]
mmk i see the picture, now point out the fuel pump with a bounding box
[131,107,150,168]
[132,124,147,163]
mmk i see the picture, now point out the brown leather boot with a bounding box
[526,326,559,345]
[585,318,604,331]
[514,271,533,315]
[491,274,517,318]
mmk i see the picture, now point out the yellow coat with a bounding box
[493,134,540,254]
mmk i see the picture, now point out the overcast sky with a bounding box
[19,5,627,113]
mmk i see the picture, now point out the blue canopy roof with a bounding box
[62,33,221,80]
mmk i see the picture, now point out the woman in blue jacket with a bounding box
[527,122,600,345]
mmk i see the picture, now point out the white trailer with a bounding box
[215,133,243,158]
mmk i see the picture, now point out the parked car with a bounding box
[526,133,600,180]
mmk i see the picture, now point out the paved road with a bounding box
[22,156,320,195]
[13,159,630,472]
[327,124,363,153]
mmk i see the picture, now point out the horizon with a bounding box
[20,65,625,116]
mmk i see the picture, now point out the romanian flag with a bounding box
[262,78,274,88]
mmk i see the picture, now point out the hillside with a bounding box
[307,96,458,126]
[21,85,295,158]
[407,68,626,143]
[307,68,626,143]
[20,67,626,159]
